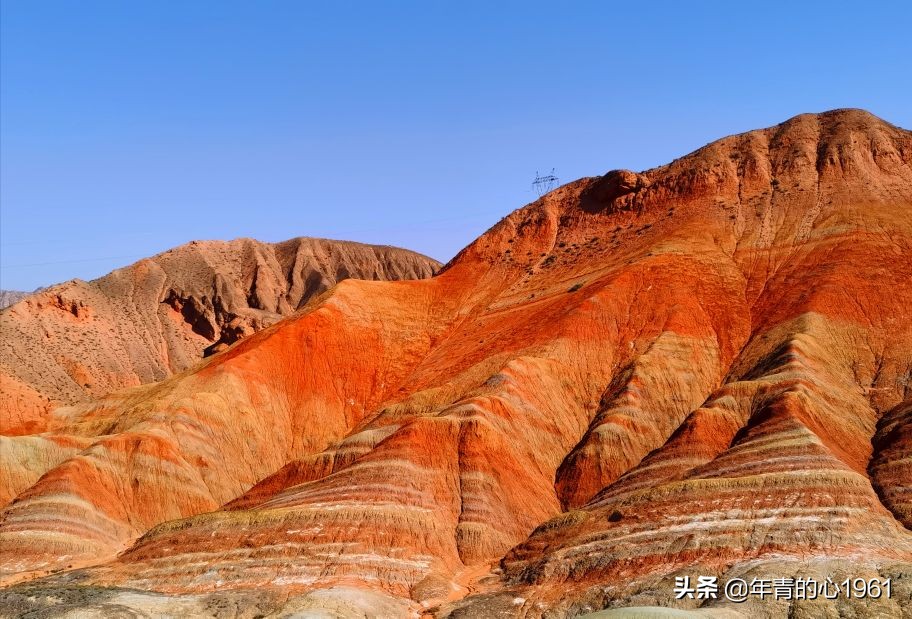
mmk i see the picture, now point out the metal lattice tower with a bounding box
[532,169,559,197]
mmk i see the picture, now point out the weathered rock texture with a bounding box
[1,110,910,618]
[0,291,29,310]
[0,238,440,435]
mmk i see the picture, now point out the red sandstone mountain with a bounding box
[0,238,440,436]
[0,110,910,618]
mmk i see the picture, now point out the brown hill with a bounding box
[0,238,440,435]
[1,110,910,618]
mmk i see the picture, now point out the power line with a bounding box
[0,254,146,270]
[532,169,559,196]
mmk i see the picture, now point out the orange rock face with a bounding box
[1,110,910,617]
[0,237,440,435]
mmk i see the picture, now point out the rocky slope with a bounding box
[1,110,910,618]
[0,291,29,310]
[0,238,440,435]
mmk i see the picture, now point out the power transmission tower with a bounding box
[532,169,559,197]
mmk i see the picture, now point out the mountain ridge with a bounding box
[0,291,30,310]
[1,109,910,618]
[0,236,440,436]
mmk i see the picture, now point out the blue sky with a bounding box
[2,1,910,290]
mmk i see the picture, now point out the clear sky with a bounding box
[2,1,910,290]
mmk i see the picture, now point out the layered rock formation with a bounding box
[0,238,440,435]
[1,110,910,618]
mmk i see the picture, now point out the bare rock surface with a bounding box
[1,110,910,618]
[0,291,29,310]
[0,238,440,434]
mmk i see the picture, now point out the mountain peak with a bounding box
[2,112,910,617]
[0,237,440,435]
